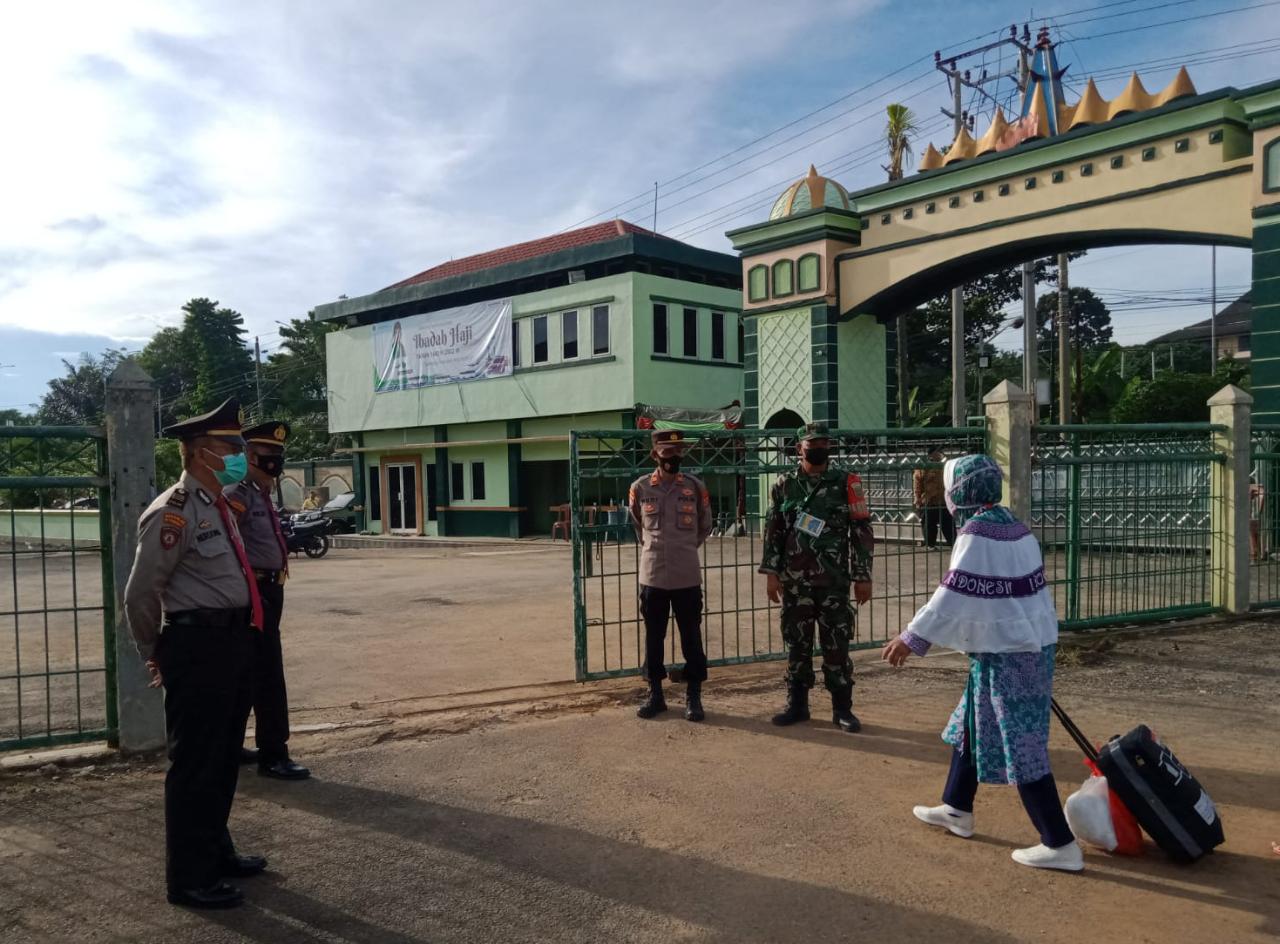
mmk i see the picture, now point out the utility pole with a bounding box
[1151,348,1156,380]
[1057,253,1072,424]
[1211,245,1217,371]
[1019,45,1038,421]
[254,335,263,417]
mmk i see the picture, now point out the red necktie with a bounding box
[264,490,290,578]
[216,495,265,631]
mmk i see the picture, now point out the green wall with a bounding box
[837,315,888,428]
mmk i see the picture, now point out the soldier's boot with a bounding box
[636,680,667,719]
[771,684,810,726]
[831,689,862,733]
[684,682,705,722]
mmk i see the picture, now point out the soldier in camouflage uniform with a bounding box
[759,423,874,732]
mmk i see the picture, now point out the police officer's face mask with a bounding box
[803,445,831,466]
[658,453,682,474]
[256,454,285,478]
[213,451,249,486]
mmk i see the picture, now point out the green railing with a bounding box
[569,427,985,681]
[1030,424,1225,630]
[1,427,116,751]
[1249,423,1280,609]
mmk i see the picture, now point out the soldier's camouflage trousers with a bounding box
[780,587,854,694]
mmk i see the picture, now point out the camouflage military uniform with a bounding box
[759,459,874,694]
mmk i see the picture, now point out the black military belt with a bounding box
[164,607,251,628]
[254,568,284,584]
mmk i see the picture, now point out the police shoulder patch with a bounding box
[227,498,247,514]
[162,512,186,529]
[166,488,189,510]
[160,527,180,550]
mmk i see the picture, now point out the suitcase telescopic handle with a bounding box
[1051,698,1100,764]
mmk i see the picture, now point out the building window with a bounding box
[533,315,548,363]
[563,310,579,359]
[772,259,794,297]
[1238,335,1251,353]
[592,305,610,355]
[511,322,521,368]
[451,462,465,500]
[797,254,820,293]
[471,462,486,501]
[368,465,381,521]
[747,265,768,302]
[653,303,668,354]
[711,311,725,361]
[1266,140,1280,193]
[683,307,697,357]
[737,318,745,363]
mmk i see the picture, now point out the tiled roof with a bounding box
[387,220,665,290]
[1151,292,1252,343]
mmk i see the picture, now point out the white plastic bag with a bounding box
[1065,774,1118,851]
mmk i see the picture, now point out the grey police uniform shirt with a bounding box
[123,471,252,659]
[628,470,713,590]
[224,481,286,570]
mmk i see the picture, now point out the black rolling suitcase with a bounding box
[1095,724,1224,862]
[1052,702,1225,862]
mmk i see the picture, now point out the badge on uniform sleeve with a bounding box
[847,473,870,520]
[163,512,186,529]
[160,527,180,550]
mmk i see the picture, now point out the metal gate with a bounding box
[1,426,116,751]
[1249,423,1280,608]
[1030,423,1224,630]
[569,427,985,681]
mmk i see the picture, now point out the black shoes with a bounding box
[684,683,705,722]
[239,747,259,765]
[636,681,667,719]
[771,685,811,726]
[832,691,862,733]
[221,853,268,877]
[167,881,244,909]
[259,758,311,780]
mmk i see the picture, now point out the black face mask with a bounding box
[256,454,285,478]
[804,447,830,466]
[659,456,682,474]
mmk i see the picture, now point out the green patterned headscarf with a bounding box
[943,454,1007,527]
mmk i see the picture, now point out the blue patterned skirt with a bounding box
[941,645,1056,785]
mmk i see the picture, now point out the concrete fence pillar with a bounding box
[1209,384,1253,615]
[105,359,166,753]
[983,380,1034,521]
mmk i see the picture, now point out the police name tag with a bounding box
[796,512,826,538]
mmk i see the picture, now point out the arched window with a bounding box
[772,259,794,298]
[1265,138,1280,194]
[797,253,821,293]
[747,265,769,302]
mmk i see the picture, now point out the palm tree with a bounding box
[884,103,919,424]
[884,103,919,181]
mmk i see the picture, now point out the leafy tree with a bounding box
[883,104,919,181]
[1110,359,1249,423]
[155,439,183,490]
[1037,287,1113,351]
[261,314,341,458]
[36,350,128,425]
[181,298,255,414]
[137,325,198,427]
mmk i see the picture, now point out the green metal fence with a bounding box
[1029,424,1225,630]
[569,427,986,681]
[1249,423,1280,608]
[1,427,116,751]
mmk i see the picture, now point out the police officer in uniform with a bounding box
[627,429,713,721]
[759,423,875,733]
[227,421,310,781]
[123,398,267,909]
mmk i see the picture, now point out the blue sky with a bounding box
[1,0,1277,411]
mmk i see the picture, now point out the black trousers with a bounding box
[920,505,956,548]
[251,580,291,764]
[942,747,1074,848]
[158,620,255,891]
[639,585,707,684]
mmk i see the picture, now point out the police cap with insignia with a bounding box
[797,422,832,443]
[651,429,687,452]
[162,397,246,443]
[242,419,290,451]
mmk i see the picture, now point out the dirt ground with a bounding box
[2,619,1278,943]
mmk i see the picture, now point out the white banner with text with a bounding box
[372,298,513,392]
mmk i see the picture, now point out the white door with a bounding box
[386,464,419,534]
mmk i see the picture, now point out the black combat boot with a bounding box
[637,680,667,719]
[771,684,810,726]
[831,689,862,733]
[684,682,705,722]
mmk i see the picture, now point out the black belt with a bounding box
[254,568,285,584]
[164,607,251,628]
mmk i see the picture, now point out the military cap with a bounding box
[797,422,832,442]
[242,419,291,449]
[651,429,688,450]
[162,397,245,441]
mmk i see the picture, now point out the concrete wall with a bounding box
[0,510,102,547]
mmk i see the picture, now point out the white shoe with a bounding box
[1011,841,1085,872]
[912,804,975,838]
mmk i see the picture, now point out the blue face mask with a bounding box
[214,451,248,486]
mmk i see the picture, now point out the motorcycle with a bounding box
[284,512,331,559]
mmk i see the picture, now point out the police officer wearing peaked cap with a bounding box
[226,420,310,781]
[123,397,268,910]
